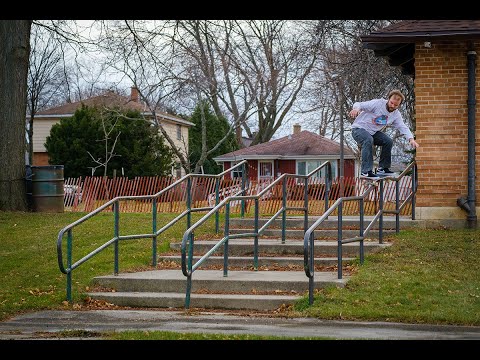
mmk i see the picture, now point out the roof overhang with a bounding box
[362,42,415,77]
[361,21,480,78]
[30,112,195,127]
[361,32,480,44]
[213,154,356,163]
[32,114,75,118]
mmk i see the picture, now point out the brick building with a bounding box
[213,124,356,181]
[362,20,479,228]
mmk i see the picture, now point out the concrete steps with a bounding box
[157,255,348,268]
[88,216,413,311]
[169,239,389,257]
[228,216,423,229]
[90,270,348,310]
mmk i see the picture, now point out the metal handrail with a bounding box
[303,160,417,305]
[382,161,418,230]
[180,161,333,308]
[56,160,248,301]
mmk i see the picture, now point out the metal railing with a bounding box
[56,160,248,301]
[303,161,417,305]
[180,161,332,309]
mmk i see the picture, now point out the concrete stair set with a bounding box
[88,216,421,311]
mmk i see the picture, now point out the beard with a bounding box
[386,103,396,112]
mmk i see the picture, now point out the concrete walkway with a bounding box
[1,309,480,340]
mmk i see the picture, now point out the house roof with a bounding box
[362,20,480,43]
[35,90,194,127]
[213,130,355,162]
[361,20,480,77]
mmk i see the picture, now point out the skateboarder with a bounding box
[349,89,419,179]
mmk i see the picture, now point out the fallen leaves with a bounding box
[28,285,56,296]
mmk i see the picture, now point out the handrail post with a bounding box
[215,178,220,233]
[412,164,417,220]
[337,200,343,279]
[185,229,195,309]
[254,198,259,271]
[152,198,157,267]
[185,274,192,309]
[114,201,119,275]
[241,163,246,217]
[186,177,192,230]
[395,179,400,233]
[224,203,230,277]
[304,177,309,233]
[188,233,194,275]
[281,177,287,244]
[359,198,364,264]
[184,229,194,310]
[325,165,331,215]
[379,180,384,244]
[308,232,314,305]
[66,229,72,301]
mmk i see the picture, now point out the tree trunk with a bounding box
[0,20,32,211]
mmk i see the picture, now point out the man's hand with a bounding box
[349,108,361,118]
[409,138,419,148]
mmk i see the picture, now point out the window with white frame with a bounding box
[258,161,273,179]
[230,161,243,178]
[296,160,337,180]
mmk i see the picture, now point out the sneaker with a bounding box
[377,168,395,176]
[360,171,380,180]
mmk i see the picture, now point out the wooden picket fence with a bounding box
[63,175,413,216]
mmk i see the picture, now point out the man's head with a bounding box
[386,89,405,112]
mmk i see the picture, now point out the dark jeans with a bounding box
[352,128,393,173]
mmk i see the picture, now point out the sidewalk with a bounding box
[1,309,480,340]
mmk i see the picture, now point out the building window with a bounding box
[296,160,337,180]
[231,161,243,178]
[258,161,273,179]
[176,125,182,140]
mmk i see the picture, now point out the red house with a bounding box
[213,124,357,181]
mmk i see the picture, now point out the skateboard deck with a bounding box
[359,174,397,182]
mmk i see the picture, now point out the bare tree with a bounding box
[166,20,253,146]
[0,20,32,211]
[33,20,113,104]
[233,20,326,145]
[87,110,121,176]
[94,20,194,172]
[189,95,238,174]
[27,25,65,165]
[167,20,327,146]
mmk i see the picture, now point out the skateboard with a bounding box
[359,173,397,183]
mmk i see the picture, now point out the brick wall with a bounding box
[32,152,49,166]
[415,41,480,212]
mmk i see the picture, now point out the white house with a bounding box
[30,87,194,177]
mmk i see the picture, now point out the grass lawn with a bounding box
[1,210,479,334]
[293,227,480,325]
[0,210,216,321]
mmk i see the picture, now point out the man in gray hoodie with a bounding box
[349,89,419,179]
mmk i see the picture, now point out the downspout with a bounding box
[457,45,477,228]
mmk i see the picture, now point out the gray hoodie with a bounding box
[351,98,414,140]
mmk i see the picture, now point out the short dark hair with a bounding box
[388,89,405,104]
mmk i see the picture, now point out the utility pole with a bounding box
[331,71,345,198]
[338,80,345,198]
